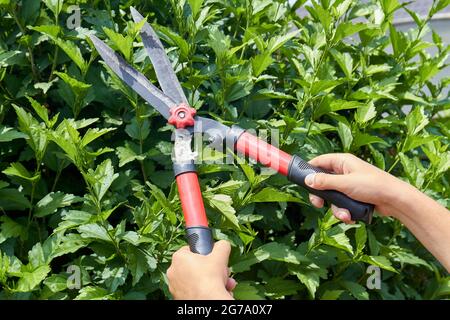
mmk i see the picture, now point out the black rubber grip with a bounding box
[186,226,214,255]
[288,155,374,224]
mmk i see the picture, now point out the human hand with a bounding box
[305,153,413,223]
[167,240,236,300]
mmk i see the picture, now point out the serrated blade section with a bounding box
[90,34,174,119]
[130,7,188,105]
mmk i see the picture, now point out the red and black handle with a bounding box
[234,130,374,224]
[175,168,213,255]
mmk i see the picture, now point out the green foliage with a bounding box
[0,0,449,300]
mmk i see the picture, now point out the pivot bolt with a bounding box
[168,103,196,129]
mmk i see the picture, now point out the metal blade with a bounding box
[130,7,188,105]
[90,34,174,119]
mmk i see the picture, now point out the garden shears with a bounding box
[90,7,374,256]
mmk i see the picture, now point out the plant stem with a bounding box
[48,15,60,81]
[51,166,63,192]
[387,157,400,173]
[11,8,39,81]
[26,162,41,233]
[48,47,59,81]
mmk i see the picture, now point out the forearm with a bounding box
[388,180,450,272]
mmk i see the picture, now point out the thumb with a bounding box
[305,172,349,192]
[210,240,231,265]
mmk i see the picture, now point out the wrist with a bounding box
[196,281,233,300]
[382,177,418,220]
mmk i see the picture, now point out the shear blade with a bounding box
[130,7,188,106]
[90,34,174,119]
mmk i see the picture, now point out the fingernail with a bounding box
[305,174,315,186]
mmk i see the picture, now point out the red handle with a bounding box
[234,131,374,223]
[235,132,292,176]
[176,171,208,227]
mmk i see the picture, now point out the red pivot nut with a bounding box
[168,103,197,129]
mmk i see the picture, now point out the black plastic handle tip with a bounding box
[288,155,374,224]
[186,226,214,255]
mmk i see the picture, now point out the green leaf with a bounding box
[265,278,299,298]
[360,255,397,273]
[125,118,150,141]
[116,142,146,167]
[250,187,304,203]
[316,99,362,118]
[156,25,190,60]
[77,223,112,242]
[432,0,450,14]
[126,246,157,286]
[44,274,68,293]
[2,162,40,182]
[0,216,26,243]
[401,92,430,106]
[42,0,63,17]
[266,30,300,54]
[310,80,343,96]
[85,159,119,202]
[75,286,113,300]
[54,38,88,74]
[292,267,325,298]
[233,281,265,300]
[35,192,83,218]
[389,24,408,58]
[206,194,240,229]
[101,266,128,292]
[81,127,116,147]
[340,280,369,300]
[0,188,31,210]
[323,224,355,254]
[337,121,353,152]
[147,182,177,225]
[388,245,432,270]
[251,52,274,77]
[331,50,353,78]
[321,290,344,300]
[352,132,387,149]
[405,106,429,136]
[26,96,47,123]
[355,224,367,255]
[355,102,377,124]
[51,234,88,258]
[54,71,92,98]
[365,64,391,75]
[231,242,309,273]
[16,265,51,292]
[103,28,134,62]
[334,22,369,43]
[254,89,295,100]
[402,135,439,153]
[29,25,61,38]
[188,0,204,18]
[0,126,27,142]
[307,3,332,33]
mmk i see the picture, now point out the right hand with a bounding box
[304,153,412,223]
[167,240,236,300]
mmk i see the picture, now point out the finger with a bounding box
[308,153,347,173]
[305,172,349,192]
[309,194,324,208]
[211,240,231,265]
[178,246,191,252]
[226,277,237,291]
[331,205,355,224]
[309,153,361,174]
